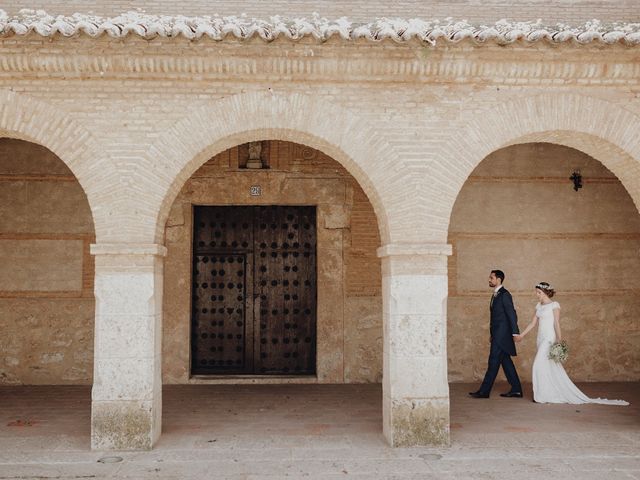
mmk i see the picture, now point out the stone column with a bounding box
[90,243,166,450]
[377,243,452,447]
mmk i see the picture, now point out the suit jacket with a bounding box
[490,287,520,356]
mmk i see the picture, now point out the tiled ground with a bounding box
[0,382,638,479]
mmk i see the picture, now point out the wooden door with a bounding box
[191,205,317,375]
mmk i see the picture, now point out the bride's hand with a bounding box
[514,334,523,343]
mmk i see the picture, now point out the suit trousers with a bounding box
[479,340,522,394]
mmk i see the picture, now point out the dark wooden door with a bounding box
[191,205,317,375]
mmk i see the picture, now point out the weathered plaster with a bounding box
[0,139,94,385]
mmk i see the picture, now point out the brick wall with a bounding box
[0,36,637,248]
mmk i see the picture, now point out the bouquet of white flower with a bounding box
[548,340,569,363]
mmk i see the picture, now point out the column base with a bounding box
[385,397,450,447]
[91,400,157,450]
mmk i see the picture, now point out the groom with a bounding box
[469,269,523,398]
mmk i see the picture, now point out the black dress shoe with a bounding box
[468,390,480,396]
[500,391,523,398]
[470,392,490,398]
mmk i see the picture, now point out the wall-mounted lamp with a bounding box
[570,170,582,192]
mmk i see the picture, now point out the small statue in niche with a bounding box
[246,141,263,169]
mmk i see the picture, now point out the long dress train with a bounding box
[532,301,629,405]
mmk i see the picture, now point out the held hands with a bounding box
[514,334,523,343]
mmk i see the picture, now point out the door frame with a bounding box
[188,203,319,378]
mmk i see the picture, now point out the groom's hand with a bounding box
[514,335,522,343]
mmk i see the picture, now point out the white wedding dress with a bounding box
[532,301,629,405]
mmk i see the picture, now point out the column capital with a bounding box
[377,243,451,276]
[376,243,452,258]
[90,243,167,257]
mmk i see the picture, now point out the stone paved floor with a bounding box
[0,382,638,479]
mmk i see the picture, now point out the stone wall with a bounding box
[0,139,95,385]
[162,141,382,384]
[448,143,640,383]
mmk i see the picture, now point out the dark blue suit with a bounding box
[478,287,522,395]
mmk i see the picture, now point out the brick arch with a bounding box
[149,91,394,244]
[441,93,640,240]
[0,89,100,232]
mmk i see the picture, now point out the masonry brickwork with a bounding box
[0,0,638,450]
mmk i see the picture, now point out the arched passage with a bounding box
[0,91,105,450]
[448,142,640,387]
[435,93,640,443]
[147,91,394,246]
[439,93,640,238]
[442,94,640,441]
[161,139,383,385]
[0,137,96,448]
[0,90,102,226]
[92,91,411,449]
[147,92,392,389]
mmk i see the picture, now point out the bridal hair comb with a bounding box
[535,282,553,290]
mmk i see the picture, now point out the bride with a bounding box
[516,282,629,405]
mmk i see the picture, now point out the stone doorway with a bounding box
[163,140,383,385]
[191,205,318,376]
